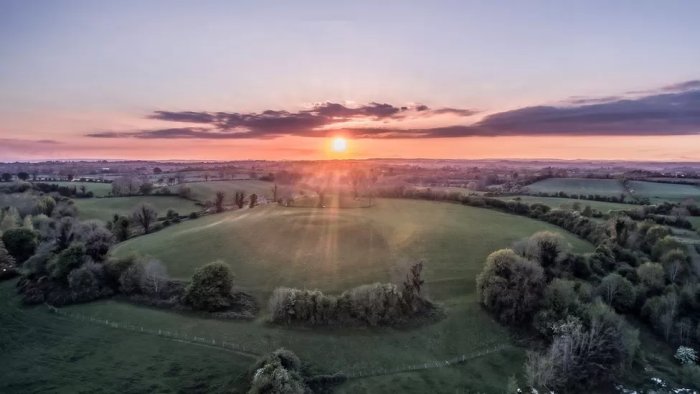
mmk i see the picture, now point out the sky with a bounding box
[1,0,700,161]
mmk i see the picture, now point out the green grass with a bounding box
[177,180,278,203]
[627,181,700,203]
[38,181,113,197]
[689,217,700,231]
[499,195,639,212]
[526,178,626,197]
[5,199,594,393]
[0,280,251,394]
[73,196,201,222]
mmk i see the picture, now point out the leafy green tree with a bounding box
[1,173,11,182]
[636,262,665,291]
[17,172,30,181]
[597,273,635,311]
[2,227,37,263]
[476,249,545,325]
[215,191,225,212]
[49,243,87,281]
[184,261,234,311]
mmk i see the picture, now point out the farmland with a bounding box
[525,178,626,197]
[73,196,201,222]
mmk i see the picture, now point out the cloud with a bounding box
[86,80,700,140]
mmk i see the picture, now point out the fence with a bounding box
[45,303,262,359]
[340,343,512,379]
[45,303,511,380]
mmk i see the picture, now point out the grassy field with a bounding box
[525,178,626,197]
[177,180,278,203]
[0,281,250,394]
[74,196,201,222]
[627,181,700,203]
[689,216,700,231]
[4,199,594,393]
[39,181,113,197]
[498,195,638,212]
[109,199,591,392]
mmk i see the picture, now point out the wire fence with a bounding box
[45,303,262,359]
[340,343,511,379]
[45,303,511,380]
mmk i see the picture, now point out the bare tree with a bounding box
[141,259,168,296]
[132,203,157,234]
[215,191,225,212]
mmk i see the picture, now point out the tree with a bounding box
[113,216,130,241]
[2,227,37,263]
[515,231,570,268]
[234,191,246,209]
[476,249,545,325]
[248,348,308,394]
[676,346,698,365]
[138,182,154,195]
[1,173,11,182]
[636,262,665,291]
[272,183,278,203]
[661,248,690,283]
[17,172,30,181]
[0,239,16,269]
[215,191,225,212]
[141,260,168,296]
[597,273,635,311]
[153,167,162,174]
[184,261,234,311]
[131,203,157,234]
[49,243,87,281]
[75,220,114,261]
[348,168,367,198]
[249,193,258,208]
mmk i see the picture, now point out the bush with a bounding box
[248,348,308,394]
[2,227,38,263]
[184,261,234,311]
[636,262,665,292]
[49,243,87,282]
[476,249,545,325]
[597,273,635,312]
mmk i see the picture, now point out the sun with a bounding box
[331,137,347,152]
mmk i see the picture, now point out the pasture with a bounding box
[498,195,638,212]
[39,181,113,197]
[176,180,278,203]
[73,196,201,222]
[525,177,626,197]
[4,199,594,392]
[627,181,700,203]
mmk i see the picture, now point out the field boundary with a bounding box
[45,303,262,359]
[341,342,512,379]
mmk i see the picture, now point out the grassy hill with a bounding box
[39,181,113,197]
[74,196,201,222]
[177,180,277,203]
[497,195,638,212]
[627,180,700,203]
[525,177,626,197]
[4,199,594,393]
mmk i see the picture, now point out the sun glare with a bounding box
[331,137,347,152]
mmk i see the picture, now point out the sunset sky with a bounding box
[1,1,700,161]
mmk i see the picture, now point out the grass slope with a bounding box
[40,181,113,197]
[74,196,200,222]
[627,181,700,203]
[498,195,638,212]
[178,180,277,203]
[6,200,594,393]
[0,281,250,394]
[526,178,626,197]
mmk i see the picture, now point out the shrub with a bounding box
[67,265,102,302]
[184,261,234,311]
[636,262,665,292]
[514,231,570,268]
[676,346,698,365]
[49,243,87,281]
[248,348,307,394]
[597,273,635,311]
[2,227,38,263]
[476,249,545,325]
